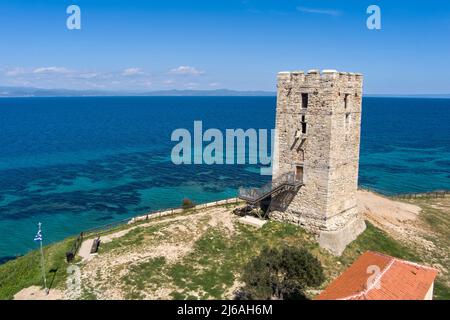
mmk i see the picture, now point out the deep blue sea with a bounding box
[0,96,449,262]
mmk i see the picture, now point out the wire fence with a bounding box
[390,190,450,200]
[358,187,450,200]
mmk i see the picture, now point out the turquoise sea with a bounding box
[0,96,449,262]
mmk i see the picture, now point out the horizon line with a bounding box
[1,86,449,98]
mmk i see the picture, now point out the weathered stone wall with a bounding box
[270,69,365,255]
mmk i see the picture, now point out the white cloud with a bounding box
[122,67,144,76]
[78,72,100,79]
[169,65,204,75]
[1,66,214,91]
[32,67,70,74]
[296,6,341,16]
[5,66,70,76]
[5,67,26,76]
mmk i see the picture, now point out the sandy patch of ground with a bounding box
[357,190,421,224]
[358,191,450,289]
[14,286,64,300]
[357,190,436,254]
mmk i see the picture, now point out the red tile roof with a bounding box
[315,251,438,300]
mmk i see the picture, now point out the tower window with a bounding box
[301,115,307,134]
[295,165,304,181]
[345,113,350,129]
[344,94,349,109]
[301,93,308,109]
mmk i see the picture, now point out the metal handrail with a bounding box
[238,172,302,203]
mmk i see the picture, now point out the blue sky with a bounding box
[0,0,449,94]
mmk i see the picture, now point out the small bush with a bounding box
[181,198,195,210]
[240,245,324,300]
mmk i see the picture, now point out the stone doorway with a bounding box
[295,165,303,182]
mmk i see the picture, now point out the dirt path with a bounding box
[78,239,95,262]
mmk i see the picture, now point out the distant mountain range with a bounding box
[1,86,449,98]
[0,86,276,97]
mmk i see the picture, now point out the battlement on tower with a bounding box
[277,69,363,83]
[274,69,363,117]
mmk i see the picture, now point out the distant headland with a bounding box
[0,87,276,98]
[1,86,450,98]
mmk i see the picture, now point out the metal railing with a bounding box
[238,172,302,203]
[66,232,83,262]
[82,217,133,237]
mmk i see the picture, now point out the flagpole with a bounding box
[37,223,48,295]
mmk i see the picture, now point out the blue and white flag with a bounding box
[34,222,42,242]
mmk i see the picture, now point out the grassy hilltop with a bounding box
[1,193,449,300]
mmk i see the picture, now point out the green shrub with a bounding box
[240,245,324,300]
[181,198,195,210]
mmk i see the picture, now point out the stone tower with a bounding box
[270,69,366,255]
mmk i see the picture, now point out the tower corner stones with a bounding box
[270,69,366,255]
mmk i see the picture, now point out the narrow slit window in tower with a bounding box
[301,115,307,134]
[344,94,349,109]
[301,93,308,109]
